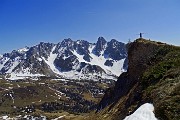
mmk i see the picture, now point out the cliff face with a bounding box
[92,38,180,120]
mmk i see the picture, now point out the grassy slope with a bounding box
[141,44,180,120]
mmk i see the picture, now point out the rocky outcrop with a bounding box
[104,39,127,60]
[93,37,107,56]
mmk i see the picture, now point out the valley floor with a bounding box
[0,77,114,119]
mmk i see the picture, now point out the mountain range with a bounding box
[0,38,179,120]
[0,37,127,80]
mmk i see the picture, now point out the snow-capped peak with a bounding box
[17,47,29,53]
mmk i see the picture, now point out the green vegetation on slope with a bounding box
[89,39,180,120]
[142,45,180,120]
[0,78,114,119]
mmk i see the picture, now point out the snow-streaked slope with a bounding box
[41,45,120,80]
[6,57,20,73]
[43,44,125,80]
[73,44,126,76]
[42,45,60,74]
[0,57,9,70]
[124,103,158,120]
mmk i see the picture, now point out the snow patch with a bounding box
[124,103,158,120]
[38,57,42,61]
[9,92,14,104]
[109,59,126,76]
[72,50,86,62]
[52,115,66,120]
[2,115,8,119]
[8,72,44,80]
[17,47,29,53]
[6,57,21,73]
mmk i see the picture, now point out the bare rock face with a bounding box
[104,39,127,60]
[127,39,159,80]
[93,37,107,56]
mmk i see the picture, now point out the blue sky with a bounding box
[0,0,180,53]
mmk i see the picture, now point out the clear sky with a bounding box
[0,0,180,54]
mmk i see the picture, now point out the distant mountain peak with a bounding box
[17,46,29,53]
[110,39,118,43]
[98,36,106,41]
[92,37,107,56]
[63,38,73,43]
[97,37,107,45]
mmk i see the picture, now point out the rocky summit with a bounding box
[0,37,127,81]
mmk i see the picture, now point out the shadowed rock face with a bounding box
[104,39,127,60]
[96,38,180,120]
[92,37,107,56]
[54,54,77,72]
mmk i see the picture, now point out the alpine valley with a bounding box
[0,38,179,120]
[0,37,127,119]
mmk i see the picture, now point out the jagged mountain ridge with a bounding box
[0,37,127,80]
